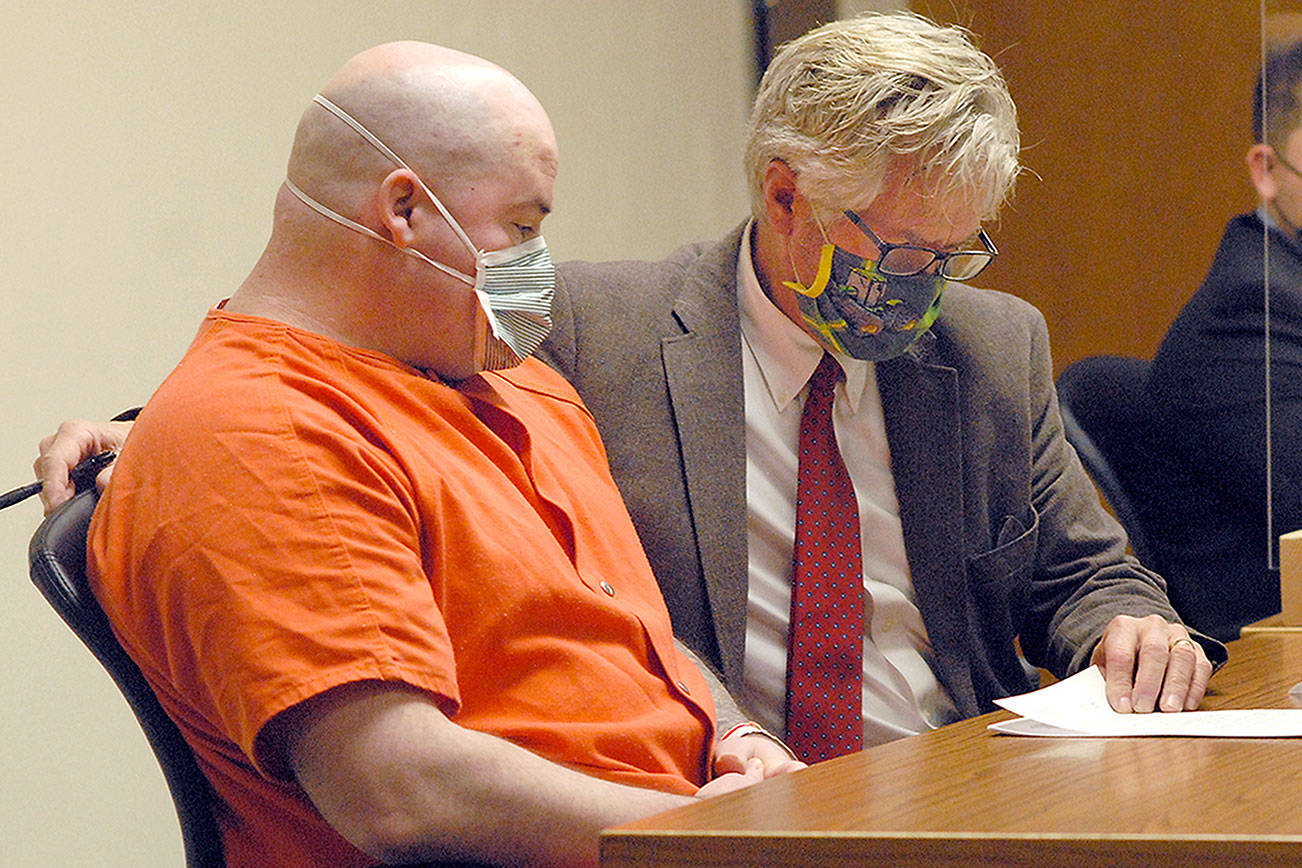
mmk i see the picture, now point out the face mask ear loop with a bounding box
[311,94,482,259]
[785,241,807,290]
[285,177,381,240]
[284,178,475,287]
[811,209,831,242]
[785,207,829,290]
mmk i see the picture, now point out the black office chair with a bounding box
[1056,355,1159,567]
[28,490,225,868]
[1057,354,1282,640]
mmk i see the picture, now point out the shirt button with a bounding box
[600,581,615,596]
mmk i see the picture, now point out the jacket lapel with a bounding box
[877,345,978,713]
[661,225,979,704]
[661,227,749,686]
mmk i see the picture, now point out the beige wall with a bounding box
[0,3,752,864]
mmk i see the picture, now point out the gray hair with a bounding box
[745,11,1020,222]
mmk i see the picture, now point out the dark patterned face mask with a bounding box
[784,242,945,361]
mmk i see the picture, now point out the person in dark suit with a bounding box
[38,12,1221,763]
[1145,30,1302,638]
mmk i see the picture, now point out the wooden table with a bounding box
[602,633,1302,867]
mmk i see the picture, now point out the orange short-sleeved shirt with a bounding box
[88,307,715,867]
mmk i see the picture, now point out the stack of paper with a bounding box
[991,667,1302,737]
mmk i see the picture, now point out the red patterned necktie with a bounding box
[785,353,865,763]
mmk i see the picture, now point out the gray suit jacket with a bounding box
[540,225,1224,718]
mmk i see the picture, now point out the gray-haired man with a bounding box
[539,11,1222,761]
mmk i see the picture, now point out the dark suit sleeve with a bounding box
[1145,216,1302,633]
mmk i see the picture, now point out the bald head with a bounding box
[233,41,558,377]
[287,41,555,206]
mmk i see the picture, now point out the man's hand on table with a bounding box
[1092,614,1214,713]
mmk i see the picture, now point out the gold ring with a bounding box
[1169,637,1197,652]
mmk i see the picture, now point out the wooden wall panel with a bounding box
[914,1,1261,371]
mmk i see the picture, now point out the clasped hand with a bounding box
[697,728,806,798]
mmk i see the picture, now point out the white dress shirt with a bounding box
[735,222,959,747]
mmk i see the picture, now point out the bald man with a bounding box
[82,43,795,868]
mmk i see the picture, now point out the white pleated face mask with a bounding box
[285,94,555,370]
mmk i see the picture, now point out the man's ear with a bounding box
[762,160,803,237]
[1247,144,1279,201]
[377,169,420,248]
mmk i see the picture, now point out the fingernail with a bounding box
[1116,695,1132,713]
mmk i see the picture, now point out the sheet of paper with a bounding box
[990,666,1302,737]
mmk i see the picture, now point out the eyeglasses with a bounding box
[843,210,998,281]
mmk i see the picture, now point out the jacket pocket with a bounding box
[967,506,1039,642]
